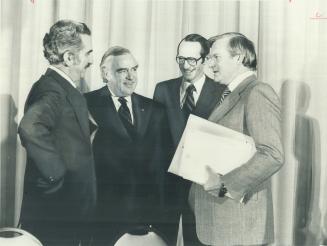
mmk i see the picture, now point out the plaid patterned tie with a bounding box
[219,86,231,105]
[183,84,196,115]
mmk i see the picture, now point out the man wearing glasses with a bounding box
[153,34,225,245]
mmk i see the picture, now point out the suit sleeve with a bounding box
[221,83,284,201]
[18,89,67,184]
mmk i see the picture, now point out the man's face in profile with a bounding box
[71,34,93,82]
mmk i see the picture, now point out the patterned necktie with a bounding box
[183,84,196,115]
[219,86,231,105]
[118,97,133,129]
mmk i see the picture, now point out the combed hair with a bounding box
[100,46,131,82]
[208,32,257,70]
[43,20,91,65]
[100,46,131,67]
[177,33,210,63]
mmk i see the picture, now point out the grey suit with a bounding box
[190,75,284,245]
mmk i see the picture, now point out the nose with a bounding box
[89,53,94,65]
[183,61,191,69]
[208,58,215,69]
[126,69,136,80]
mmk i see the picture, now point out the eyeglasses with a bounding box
[176,56,203,66]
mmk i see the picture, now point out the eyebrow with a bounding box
[86,50,93,55]
[116,65,139,72]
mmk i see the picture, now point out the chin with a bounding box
[213,76,221,82]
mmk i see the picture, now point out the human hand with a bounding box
[203,166,222,197]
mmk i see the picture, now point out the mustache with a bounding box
[84,63,92,69]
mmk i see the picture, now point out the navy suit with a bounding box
[85,86,171,244]
[153,76,225,244]
[18,69,96,245]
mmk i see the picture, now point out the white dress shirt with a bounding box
[228,70,256,92]
[180,74,206,108]
[49,65,76,89]
[107,86,134,124]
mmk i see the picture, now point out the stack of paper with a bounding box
[168,115,256,185]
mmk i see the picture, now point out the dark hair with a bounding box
[209,32,257,70]
[100,46,132,83]
[43,20,91,65]
[177,33,210,63]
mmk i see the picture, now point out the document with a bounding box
[168,115,256,185]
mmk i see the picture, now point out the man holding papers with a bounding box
[154,34,225,245]
[188,32,284,246]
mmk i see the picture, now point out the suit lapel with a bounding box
[194,77,225,119]
[132,93,152,138]
[47,69,90,141]
[168,78,187,145]
[209,75,257,123]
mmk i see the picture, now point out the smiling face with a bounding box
[177,41,204,83]
[208,38,241,85]
[104,53,138,97]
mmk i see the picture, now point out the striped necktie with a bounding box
[183,84,196,115]
[118,97,132,124]
[219,86,231,105]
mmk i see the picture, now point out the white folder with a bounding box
[168,115,256,185]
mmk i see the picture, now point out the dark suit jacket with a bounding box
[153,76,225,241]
[153,76,225,148]
[85,86,170,228]
[18,69,97,226]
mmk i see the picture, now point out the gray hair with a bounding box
[209,32,257,71]
[43,20,91,65]
[100,46,131,83]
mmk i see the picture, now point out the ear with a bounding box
[63,51,75,67]
[101,66,112,83]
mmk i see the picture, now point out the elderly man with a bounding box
[18,20,96,246]
[85,46,171,245]
[153,34,226,245]
[189,32,284,246]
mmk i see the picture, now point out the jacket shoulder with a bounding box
[84,86,107,102]
[155,77,181,88]
[134,93,165,111]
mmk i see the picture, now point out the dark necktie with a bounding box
[118,97,134,135]
[183,84,196,116]
[219,86,231,105]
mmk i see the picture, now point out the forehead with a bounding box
[108,53,138,69]
[210,38,230,54]
[178,41,202,57]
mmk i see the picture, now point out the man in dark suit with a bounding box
[18,20,96,246]
[85,46,171,245]
[191,32,284,246]
[153,34,225,245]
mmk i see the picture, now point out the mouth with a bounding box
[124,82,135,88]
[184,69,194,74]
[84,63,92,69]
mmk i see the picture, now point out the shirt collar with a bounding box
[107,85,132,103]
[228,70,256,92]
[49,65,76,88]
[181,74,206,92]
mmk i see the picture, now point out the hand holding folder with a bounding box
[168,115,256,185]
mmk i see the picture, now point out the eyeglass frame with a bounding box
[176,56,203,66]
